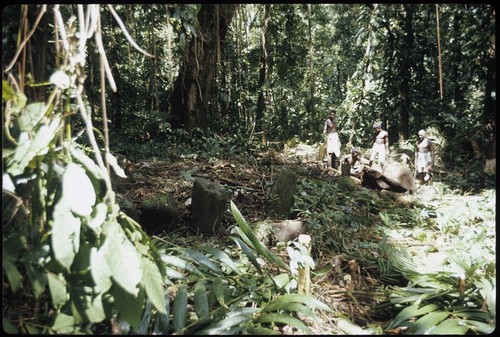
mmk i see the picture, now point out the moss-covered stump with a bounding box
[140,193,180,234]
[337,175,356,191]
[191,178,229,235]
[269,169,297,218]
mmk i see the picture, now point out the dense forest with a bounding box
[2,4,496,335]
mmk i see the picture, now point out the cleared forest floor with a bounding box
[114,144,496,334]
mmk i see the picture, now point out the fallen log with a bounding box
[360,166,408,193]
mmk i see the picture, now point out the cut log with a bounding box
[360,166,408,193]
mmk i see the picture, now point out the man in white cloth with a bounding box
[369,121,389,173]
[323,110,341,170]
[416,129,434,185]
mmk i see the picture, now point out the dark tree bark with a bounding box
[256,5,269,133]
[169,4,238,134]
[397,4,414,142]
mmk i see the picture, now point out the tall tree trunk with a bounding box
[169,4,238,133]
[397,4,413,142]
[256,4,269,133]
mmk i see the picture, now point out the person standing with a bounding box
[369,122,389,173]
[323,110,341,170]
[480,131,496,188]
[415,129,434,185]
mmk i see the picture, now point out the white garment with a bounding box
[327,132,341,157]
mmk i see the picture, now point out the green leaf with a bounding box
[18,102,48,133]
[231,237,262,273]
[153,293,170,334]
[211,277,225,307]
[62,163,96,217]
[141,257,167,314]
[385,301,439,330]
[427,318,469,334]
[25,264,47,299]
[106,152,127,178]
[47,273,67,309]
[2,259,23,293]
[161,254,204,276]
[70,290,106,324]
[231,201,289,270]
[256,312,310,333]
[464,319,495,334]
[261,293,332,313]
[197,308,257,334]
[8,117,61,176]
[272,273,293,290]
[69,145,104,180]
[199,245,241,275]
[2,79,15,100]
[194,281,209,319]
[407,311,450,334]
[90,247,112,293]
[111,284,144,330]
[173,284,188,333]
[336,317,367,335]
[51,200,81,271]
[173,247,222,275]
[51,313,75,334]
[104,222,142,296]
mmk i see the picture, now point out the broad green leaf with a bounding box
[197,308,256,334]
[87,202,108,230]
[261,293,332,313]
[211,277,225,307]
[407,311,450,334]
[90,247,112,293]
[246,326,280,335]
[137,301,153,334]
[173,247,222,275]
[25,263,47,299]
[231,237,262,273]
[336,317,369,335]
[272,273,293,290]
[111,284,144,330]
[8,116,61,176]
[173,284,188,333]
[199,245,241,274]
[2,172,15,193]
[427,318,469,334]
[166,268,186,280]
[474,278,496,318]
[153,294,170,334]
[51,313,75,334]
[3,259,23,293]
[69,145,103,180]
[104,222,142,296]
[231,201,289,270]
[69,289,106,323]
[256,312,310,334]
[385,302,439,330]
[141,257,167,314]
[51,200,81,271]
[2,79,15,100]
[464,319,495,334]
[47,273,67,308]
[106,152,127,178]
[18,102,48,133]
[194,281,209,319]
[161,253,204,276]
[62,163,96,217]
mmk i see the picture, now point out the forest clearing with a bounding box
[2,4,495,335]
